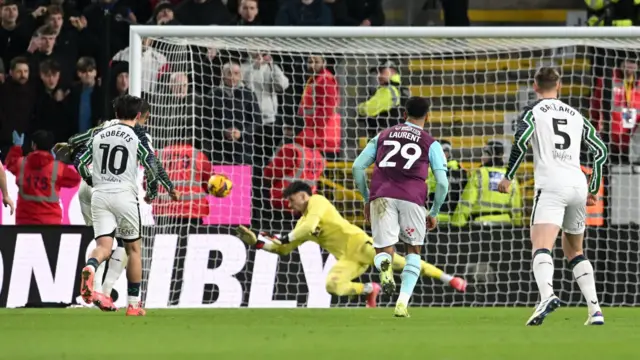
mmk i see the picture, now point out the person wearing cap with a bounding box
[358,60,408,139]
[450,140,523,227]
[426,139,467,223]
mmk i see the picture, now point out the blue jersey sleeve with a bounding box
[352,136,378,203]
[428,142,449,217]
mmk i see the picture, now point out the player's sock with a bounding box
[373,252,392,272]
[94,261,106,292]
[362,283,374,295]
[102,247,127,297]
[127,282,141,307]
[85,258,99,273]
[397,254,421,306]
[532,248,555,299]
[569,255,601,314]
[420,261,454,284]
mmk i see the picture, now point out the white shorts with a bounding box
[530,186,587,234]
[91,190,141,241]
[78,180,93,225]
[370,197,427,248]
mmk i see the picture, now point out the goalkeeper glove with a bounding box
[235,226,281,250]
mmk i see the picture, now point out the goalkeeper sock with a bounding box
[86,258,99,273]
[397,254,421,306]
[569,255,601,314]
[373,252,392,272]
[420,261,454,284]
[103,247,128,298]
[94,261,106,292]
[362,283,374,295]
[127,282,141,307]
[532,248,555,300]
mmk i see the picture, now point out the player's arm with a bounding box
[67,127,96,148]
[136,127,174,194]
[352,135,378,203]
[428,141,449,217]
[509,178,524,226]
[582,116,608,195]
[505,108,535,181]
[77,141,93,185]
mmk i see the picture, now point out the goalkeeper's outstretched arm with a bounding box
[236,214,322,256]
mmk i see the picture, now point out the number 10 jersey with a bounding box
[88,123,152,194]
[369,123,435,206]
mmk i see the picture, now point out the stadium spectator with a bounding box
[148,0,180,25]
[0,1,37,72]
[5,129,81,225]
[67,56,103,138]
[81,0,135,69]
[45,5,81,62]
[358,60,406,138]
[153,125,214,305]
[264,126,325,210]
[0,57,36,159]
[426,140,467,224]
[275,0,332,26]
[591,59,640,158]
[326,0,385,26]
[175,0,232,25]
[235,0,260,25]
[27,25,73,85]
[105,60,128,118]
[151,71,205,150]
[210,62,262,164]
[241,51,290,162]
[451,141,523,227]
[32,59,69,143]
[112,37,168,94]
[296,55,341,154]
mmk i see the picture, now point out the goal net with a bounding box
[127,26,640,308]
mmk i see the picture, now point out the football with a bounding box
[207,174,233,198]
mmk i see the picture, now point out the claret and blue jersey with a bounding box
[353,122,449,217]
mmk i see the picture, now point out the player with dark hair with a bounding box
[235,181,465,308]
[498,67,608,326]
[76,95,177,316]
[353,96,452,317]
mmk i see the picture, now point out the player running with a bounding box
[236,181,466,308]
[54,100,153,312]
[76,95,177,316]
[498,67,608,326]
[353,96,450,317]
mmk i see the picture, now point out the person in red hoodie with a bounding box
[5,130,81,225]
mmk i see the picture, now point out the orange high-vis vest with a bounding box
[581,165,604,226]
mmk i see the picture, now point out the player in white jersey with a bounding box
[55,101,154,311]
[498,67,608,326]
[76,95,178,316]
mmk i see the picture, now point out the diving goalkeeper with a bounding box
[236,181,466,307]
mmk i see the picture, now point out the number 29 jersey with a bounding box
[91,123,148,194]
[369,123,435,206]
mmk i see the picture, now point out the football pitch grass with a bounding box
[1,308,638,359]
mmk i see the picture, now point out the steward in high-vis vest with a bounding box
[451,141,523,227]
[426,140,467,223]
[585,0,640,27]
[264,141,325,209]
[5,130,81,225]
[581,165,605,226]
[359,60,409,139]
[153,143,214,222]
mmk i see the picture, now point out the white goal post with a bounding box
[127,26,640,308]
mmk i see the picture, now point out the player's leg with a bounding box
[101,238,128,300]
[392,255,467,292]
[115,196,145,316]
[78,180,108,294]
[561,187,603,325]
[81,192,116,303]
[526,189,563,326]
[393,200,428,317]
[325,260,380,307]
[370,197,400,295]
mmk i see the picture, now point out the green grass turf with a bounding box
[0,308,638,359]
